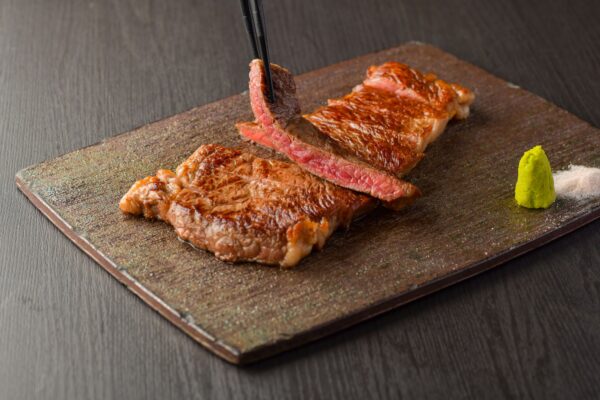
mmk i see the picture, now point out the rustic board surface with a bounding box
[15,43,600,364]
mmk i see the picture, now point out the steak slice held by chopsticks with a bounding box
[236,60,421,206]
[120,144,374,268]
[237,60,474,206]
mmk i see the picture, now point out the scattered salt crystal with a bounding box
[553,165,600,200]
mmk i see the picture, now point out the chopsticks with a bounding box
[239,0,276,103]
[239,0,259,59]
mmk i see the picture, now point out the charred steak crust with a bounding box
[120,144,374,268]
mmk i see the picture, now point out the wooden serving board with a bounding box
[15,43,600,364]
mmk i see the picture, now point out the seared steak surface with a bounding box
[306,62,474,171]
[306,87,427,175]
[120,61,474,267]
[237,60,421,205]
[120,144,374,267]
[238,60,474,203]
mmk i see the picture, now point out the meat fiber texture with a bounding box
[120,144,374,268]
[237,60,474,206]
[120,61,474,267]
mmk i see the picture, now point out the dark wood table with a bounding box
[1,0,599,398]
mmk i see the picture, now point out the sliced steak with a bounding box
[238,60,473,204]
[305,62,474,174]
[362,62,474,119]
[237,60,421,204]
[305,87,428,174]
[120,144,374,268]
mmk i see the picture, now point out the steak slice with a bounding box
[305,87,427,175]
[362,62,474,119]
[119,144,374,268]
[236,60,421,205]
[305,62,475,175]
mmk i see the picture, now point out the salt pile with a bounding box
[553,165,600,200]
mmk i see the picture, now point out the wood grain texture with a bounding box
[14,41,600,365]
[2,0,600,398]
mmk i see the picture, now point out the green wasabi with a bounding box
[515,145,556,209]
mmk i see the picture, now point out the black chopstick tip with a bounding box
[242,0,276,103]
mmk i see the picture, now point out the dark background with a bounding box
[1,0,599,399]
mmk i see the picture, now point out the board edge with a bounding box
[15,175,245,365]
[13,40,600,365]
[17,171,600,365]
[238,205,600,364]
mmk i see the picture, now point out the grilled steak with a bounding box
[120,144,374,267]
[236,60,421,206]
[362,62,474,120]
[237,60,474,204]
[306,62,474,167]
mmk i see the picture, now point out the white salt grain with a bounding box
[553,165,600,200]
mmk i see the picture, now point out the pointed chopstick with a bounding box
[239,0,259,58]
[240,0,276,103]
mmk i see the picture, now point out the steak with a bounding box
[236,60,421,206]
[119,144,374,268]
[362,62,474,120]
[237,60,474,204]
[306,62,474,163]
